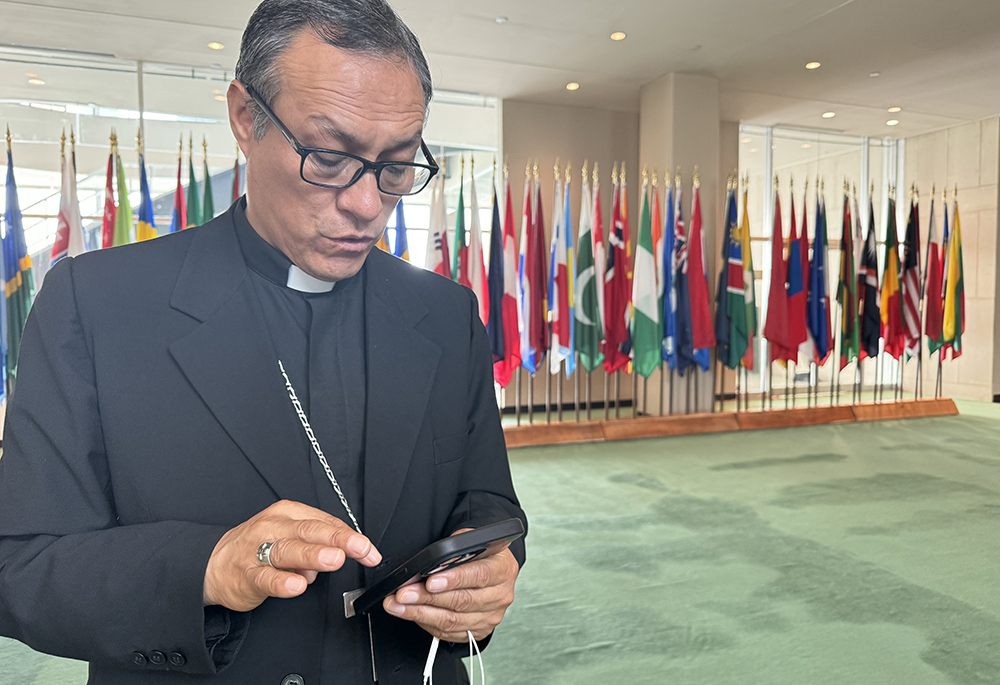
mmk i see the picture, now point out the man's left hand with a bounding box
[382,536,519,643]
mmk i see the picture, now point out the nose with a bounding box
[336,168,384,224]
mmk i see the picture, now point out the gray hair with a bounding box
[235,0,433,140]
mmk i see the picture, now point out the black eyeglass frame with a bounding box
[243,84,439,196]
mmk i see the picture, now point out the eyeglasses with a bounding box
[244,84,438,196]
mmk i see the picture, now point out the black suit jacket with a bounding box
[0,205,526,685]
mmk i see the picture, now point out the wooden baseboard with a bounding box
[505,398,959,448]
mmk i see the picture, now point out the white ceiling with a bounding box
[2,0,1000,138]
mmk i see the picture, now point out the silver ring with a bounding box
[256,541,276,568]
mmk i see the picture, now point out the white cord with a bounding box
[422,632,484,685]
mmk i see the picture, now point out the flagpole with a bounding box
[614,370,621,419]
[834,301,841,406]
[557,361,564,423]
[767,360,774,410]
[784,364,790,409]
[686,371,693,415]
[527,369,535,424]
[545,353,552,424]
[604,371,611,420]
[515,368,522,425]
[632,372,639,418]
[718,364,726,413]
[659,363,666,416]
[574,354,581,423]
[641,377,647,418]
[791,362,797,408]
[586,367,592,421]
[669,369,676,416]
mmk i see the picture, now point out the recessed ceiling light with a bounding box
[869,71,881,78]
[495,16,508,24]
[25,72,37,78]
[208,42,224,50]
[822,111,836,119]
[741,138,752,144]
[886,119,899,126]
[801,143,811,149]
[214,95,227,102]
[888,106,901,113]
[565,82,580,91]
[805,61,821,70]
[27,78,45,86]
[750,148,758,153]
[610,32,627,41]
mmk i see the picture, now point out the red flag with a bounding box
[785,193,808,353]
[925,197,944,352]
[901,198,922,357]
[528,176,549,360]
[101,153,116,249]
[603,175,630,372]
[686,184,716,350]
[494,177,521,386]
[881,197,905,360]
[232,154,242,202]
[764,190,792,362]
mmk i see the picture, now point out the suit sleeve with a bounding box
[442,288,527,565]
[0,257,246,674]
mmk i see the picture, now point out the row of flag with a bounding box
[377,158,966,392]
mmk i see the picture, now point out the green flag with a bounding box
[452,164,466,283]
[575,169,603,372]
[202,141,215,221]
[113,153,133,246]
[630,179,660,377]
[4,144,36,387]
[740,188,758,370]
[186,137,201,228]
[724,186,748,368]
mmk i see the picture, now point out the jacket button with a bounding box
[168,651,186,667]
[149,650,166,666]
[131,651,147,667]
[281,675,305,685]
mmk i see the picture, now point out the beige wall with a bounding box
[904,117,1000,401]
[500,99,641,412]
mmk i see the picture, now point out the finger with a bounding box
[267,539,346,573]
[395,582,509,614]
[248,566,310,600]
[382,598,500,636]
[284,518,382,567]
[425,549,518,593]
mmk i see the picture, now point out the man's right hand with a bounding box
[203,500,382,612]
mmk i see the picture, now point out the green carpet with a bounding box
[3,402,1000,684]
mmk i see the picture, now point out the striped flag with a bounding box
[549,171,571,373]
[563,170,576,377]
[186,135,201,228]
[113,150,133,246]
[786,191,808,356]
[942,193,964,359]
[740,186,757,370]
[672,178,695,375]
[663,179,677,369]
[859,193,881,359]
[592,169,607,356]
[686,181,716,367]
[170,137,186,233]
[51,131,85,265]
[136,153,157,243]
[720,181,747,368]
[631,176,660,377]
[575,165,603,373]
[880,195,904,360]
[233,152,242,202]
[101,148,116,248]
[424,170,451,279]
[807,185,831,365]
[602,169,631,373]
[493,174,521,386]
[837,187,859,370]
[925,194,944,354]
[4,141,36,388]
[901,196,922,358]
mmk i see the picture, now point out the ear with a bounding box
[227,80,255,158]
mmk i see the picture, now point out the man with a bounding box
[0,1,525,683]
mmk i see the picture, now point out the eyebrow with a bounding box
[307,115,423,157]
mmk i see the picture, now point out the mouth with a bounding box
[325,235,376,254]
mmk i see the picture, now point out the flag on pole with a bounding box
[563,167,576,377]
[575,163,603,373]
[859,192,881,359]
[651,174,665,364]
[517,167,536,374]
[202,137,215,222]
[170,136,186,233]
[4,133,36,388]
[603,165,631,373]
[672,176,696,375]
[740,183,757,370]
[493,171,521,386]
[807,183,831,365]
[232,150,242,202]
[548,166,571,373]
[901,194,922,358]
[764,183,792,363]
[467,163,489,326]
[424,166,451,279]
[786,189,808,356]
[486,175,505,363]
[880,195,904,360]
[452,158,467,283]
[925,193,944,354]
[686,176,716,369]
[837,184,859,370]
[592,166,607,356]
[663,177,677,369]
[136,149,157,243]
[101,143,116,249]
[714,181,733,367]
[942,191,964,359]
[392,199,409,262]
[113,142,133,247]
[531,170,549,362]
[719,179,748,368]
[51,130,85,265]
[186,135,201,228]
[631,173,660,377]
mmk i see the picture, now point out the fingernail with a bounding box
[363,548,383,566]
[427,577,447,592]
[385,600,405,616]
[399,590,419,605]
[347,536,370,556]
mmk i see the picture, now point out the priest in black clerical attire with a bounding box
[0,1,526,684]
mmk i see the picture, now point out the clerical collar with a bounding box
[233,198,336,293]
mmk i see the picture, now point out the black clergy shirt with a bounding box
[232,199,372,683]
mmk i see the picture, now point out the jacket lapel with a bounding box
[167,211,317,507]
[363,251,441,546]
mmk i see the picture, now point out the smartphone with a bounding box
[344,518,525,618]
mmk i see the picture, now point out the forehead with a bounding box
[274,30,426,143]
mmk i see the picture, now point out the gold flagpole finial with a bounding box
[189,132,194,154]
[889,184,896,199]
[440,154,446,177]
[870,181,875,197]
[5,124,11,152]
[70,128,76,152]
[492,155,496,184]
[582,160,589,182]
[503,157,509,180]
[641,165,648,187]
[621,163,627,185]
[61,128,66,156]
[773,174,779,191]
[676,167,682,190]
[460,153,465,180]
[470,154,474,176]
[954,184,958,200]
[553,157,560,183]
[931,182,936,197]
[652,167,658,188]
[532,159,539,181]
[593,161,599,185]
[565,161,571,185]
[525,160,531,179]
[942,185,946,202]
[203,135,208,160]
[844,178,849,195]
[179,133,184,156]
[692,165,700,189]
[611,161,618,185]
[852,183,857,200]
[136,127,143,156]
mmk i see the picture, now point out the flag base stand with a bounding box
[503,397,958,448]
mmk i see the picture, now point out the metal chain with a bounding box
[278,360,363,535]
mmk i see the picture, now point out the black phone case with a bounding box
[351,518,525,616]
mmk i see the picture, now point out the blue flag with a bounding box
[808,193,830,362]
[563,174,576,377]
[393,200,409,261]
[714,187,735,364]
[662,183,676,369]
[486,184,505,363]
[672,188,696,376]
[4,148,36,392]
